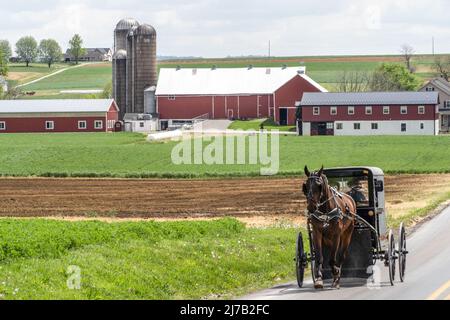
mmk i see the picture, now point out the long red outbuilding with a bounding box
[0,99,119,133]
[155,67,327,125]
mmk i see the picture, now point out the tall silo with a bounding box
[112,50,127,119]
[113,18,139,120]
[114,18,140,52]
[126,24,157,114]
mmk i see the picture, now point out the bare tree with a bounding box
[433,56,450,82]
[400,44,415,73]
[335,71,370,92]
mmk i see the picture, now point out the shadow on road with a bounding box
[262,279,394,297]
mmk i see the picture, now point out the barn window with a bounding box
[78,121,87,130]
[46,121,54,130]
[168,95,176,101]
[354,123,361,130]
[365,106,372,115]
[94,120,103,129]
[313,107,320,115]
[418,106,425,115]
[444,101,450,108]
[401,106,408,114]
[140,122,145,128]
[420,123,425,130]
[348,106,355,115]
[383,106,390,115]
[426,86,435,92]
[371,123,378,130]
[0,121,5,130]
[336,123,343,130]
[401,123,407,132]
[330,107,337,115]
[326,123,334,129]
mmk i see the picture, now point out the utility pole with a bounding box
[268,40,271,59]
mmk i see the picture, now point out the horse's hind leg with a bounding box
[335,225,354,289]
[329,231,342,289]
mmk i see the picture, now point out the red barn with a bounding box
[0,99,119,133]
[156,67,327,125]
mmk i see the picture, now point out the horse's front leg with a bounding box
[329,229,342,289]
[312,228,324,289]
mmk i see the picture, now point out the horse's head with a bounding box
[302,165,326,213]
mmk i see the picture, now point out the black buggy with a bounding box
[296,167,408,287]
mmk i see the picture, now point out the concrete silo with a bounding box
[112,50,127,120]
[114,18,140,52]
[113,18,139,118]
[126,24,157,114]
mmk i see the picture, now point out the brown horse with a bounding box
[302,166,357,289]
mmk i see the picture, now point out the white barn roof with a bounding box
[156,67,328,96]
[0,99,117,114]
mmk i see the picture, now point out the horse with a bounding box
[302,166,357,289]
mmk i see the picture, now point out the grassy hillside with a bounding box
[1,133,450,177]
[6,63,68,87]
[21,63,111,91]
[0,218,299,299]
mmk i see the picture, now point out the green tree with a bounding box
[16,36,38,67]
[0,49,8,76]
[68,34,86,65]
[101,81,112,99]
[369,63,420,92]
[0,40,12,62]
[39,39,62,68]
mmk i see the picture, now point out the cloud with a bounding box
[1,0,450,57]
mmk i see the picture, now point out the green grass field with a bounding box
[0,218,299,300]
[1,133,450,178]
[6,63,68,88]
[5,54,446,99]
[21,63,111,91]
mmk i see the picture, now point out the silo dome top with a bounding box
[116,18,140,30]
[113,49,127,60]
[134,24,157,36]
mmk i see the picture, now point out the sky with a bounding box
[1,0,449,58]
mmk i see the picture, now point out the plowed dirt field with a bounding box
[1,175,450,226]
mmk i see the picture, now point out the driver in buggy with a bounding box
[347,180,368,204]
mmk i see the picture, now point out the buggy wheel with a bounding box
[388,230,396,286]
[295,232,307,288]
[398,223,407,282]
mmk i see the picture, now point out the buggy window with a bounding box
[328,176,370,207]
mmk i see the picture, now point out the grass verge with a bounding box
[389,191,450,228]
[0,218,300,300]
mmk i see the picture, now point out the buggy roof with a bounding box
[323,167,384,177]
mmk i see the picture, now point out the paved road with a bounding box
[244,206,450,300]
[193,120,232,131]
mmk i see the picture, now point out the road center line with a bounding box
[427,279,450,300]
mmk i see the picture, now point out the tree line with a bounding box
[0,34,87,73]
[336,45,450,92]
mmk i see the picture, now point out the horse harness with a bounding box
[306,176,355,228]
